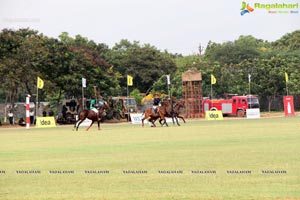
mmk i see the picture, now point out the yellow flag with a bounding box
[127,75,133,86]
[211,74,216,85]
[285,72,288,82]
[37,76,44,89]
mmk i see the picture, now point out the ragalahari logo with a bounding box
[241,1,254,15]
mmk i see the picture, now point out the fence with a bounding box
[258,95,300,112]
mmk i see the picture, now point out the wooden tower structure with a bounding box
[182,69,203,118]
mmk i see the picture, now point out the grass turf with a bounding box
[0,117,299,200]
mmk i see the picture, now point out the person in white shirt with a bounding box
[8,111,14,125]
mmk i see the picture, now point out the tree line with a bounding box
[0,28,299,112]
[165,31,300,111]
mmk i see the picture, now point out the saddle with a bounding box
[91,108,101,120]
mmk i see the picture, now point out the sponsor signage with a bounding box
[283,96,295,116]
[130,113,145,124]
[36,117,56,128]
[205,111,224,120]
[130,113,173,124]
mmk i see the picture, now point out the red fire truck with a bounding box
[202,95,259,117]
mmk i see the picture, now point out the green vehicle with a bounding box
[111,96,137,120]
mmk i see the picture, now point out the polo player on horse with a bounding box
[152,94,161,117]
[90,99,106,120]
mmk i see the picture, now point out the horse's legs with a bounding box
[149,118,156,127]
[97,120,101,131]
[86,120,94,131]
[141,111,146,127]
[174,115,180,126]
[159,118,164,126]
[171,114,175,125]
[152,118,157,127]
[142,113,153,127]
[74,118,85,131]
[163,119,168,127]
[141,117,145,127]
[73,119,80,131]
[178,115,186,123]
[164,116,168,127]
[160,116,168,127]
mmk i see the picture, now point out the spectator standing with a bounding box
[29,109,34,124]
[8,111,14,125]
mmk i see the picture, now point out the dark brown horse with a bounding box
[171,100,186,125]
[141,100,169,127]
[74,102,109,131]
[157,99,186,126]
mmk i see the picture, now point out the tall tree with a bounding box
[109,40,177,94]
[0,28,44,111]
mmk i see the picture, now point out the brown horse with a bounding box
[74,102,109,131]
[141,100,169,127]
[157,99,186,126]
[171,100,186,125]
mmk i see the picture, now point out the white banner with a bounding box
[130,113,173,124]
[246,108,260,119]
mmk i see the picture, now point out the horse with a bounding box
[157,99,186,126]
[141,100,169,127]
[171,100,186,125]
[74,102,109,131]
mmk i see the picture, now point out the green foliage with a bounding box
[272,30,300,50]
[108,40,177,94]
[129,88,143,105]
[0,29,119,109]
[1,28,300,112]
[200,31,300,105]
[0,28,44,107]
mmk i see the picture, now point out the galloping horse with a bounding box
[158,99,186,126]
[171,100,186,125]
[141,100,169,127]
[74,102,109,131]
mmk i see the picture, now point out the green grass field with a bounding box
[0,117,300,200]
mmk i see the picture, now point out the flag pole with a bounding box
[285,72,289,96]
[82,78,86,110]
[127,82,129,121]
[36,77,44,121]
[167,82,170,98]
[210,74,213,99]
[210,82,213,110]
[126,75,133,121]
[82,86,84,110]
[166,74,171,98]
[26,95,31,129]
[249,81,251,95]
[210,83,212,99]
[210,74,216,108]
[36,86,38,120]
[248,74,252,108]
[248,74,251,95]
